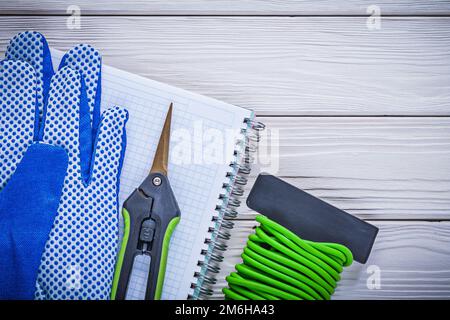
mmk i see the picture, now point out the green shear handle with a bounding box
[111,172,180,300]
[111,103,180,300]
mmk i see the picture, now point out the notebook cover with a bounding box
[246,174,378,264]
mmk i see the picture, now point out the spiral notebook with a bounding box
[51,49,263,300]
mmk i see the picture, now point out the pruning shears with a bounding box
[111,103,181,300]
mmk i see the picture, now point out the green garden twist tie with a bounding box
[223,215,353,300]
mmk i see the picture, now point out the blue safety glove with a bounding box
[0,58,68,300]
[0,31,128,299]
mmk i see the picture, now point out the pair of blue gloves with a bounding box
[0,31,128,299]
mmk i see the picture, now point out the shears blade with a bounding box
[150,103,173,176]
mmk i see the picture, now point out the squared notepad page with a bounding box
[51,50,253,299]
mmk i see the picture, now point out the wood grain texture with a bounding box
[1,10,449,300]
[212,221,450,299]
[243,117,450,219]
[1,16,449,115]
[1,0,450,15]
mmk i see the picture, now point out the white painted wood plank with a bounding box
[211,221,450,299]
[244,117,450,219]
[1,0,450,15]
[1,16,449,115]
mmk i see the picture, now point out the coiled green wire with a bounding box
[223,215,353,300]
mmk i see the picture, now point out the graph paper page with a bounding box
[52,50,252,299]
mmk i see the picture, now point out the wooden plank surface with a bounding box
[1,16,450,115]
[1,9,449,300]
[1,1,450,15]
[212,221,450,299]
[245,117,450,220]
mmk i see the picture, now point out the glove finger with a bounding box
[0,60,37,190]
[35,106,127,300]
[5,31,54,129]
[91,106,128,188]
[58,44,101,133]
[40,66,90,182]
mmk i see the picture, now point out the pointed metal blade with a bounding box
[150,103,173,176]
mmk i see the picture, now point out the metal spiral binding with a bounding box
[188,118,265,300]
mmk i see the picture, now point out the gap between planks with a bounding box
[1,0,450,16]
[1,18,448,221]
[238,117,450,221]
[1,16,449,116]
